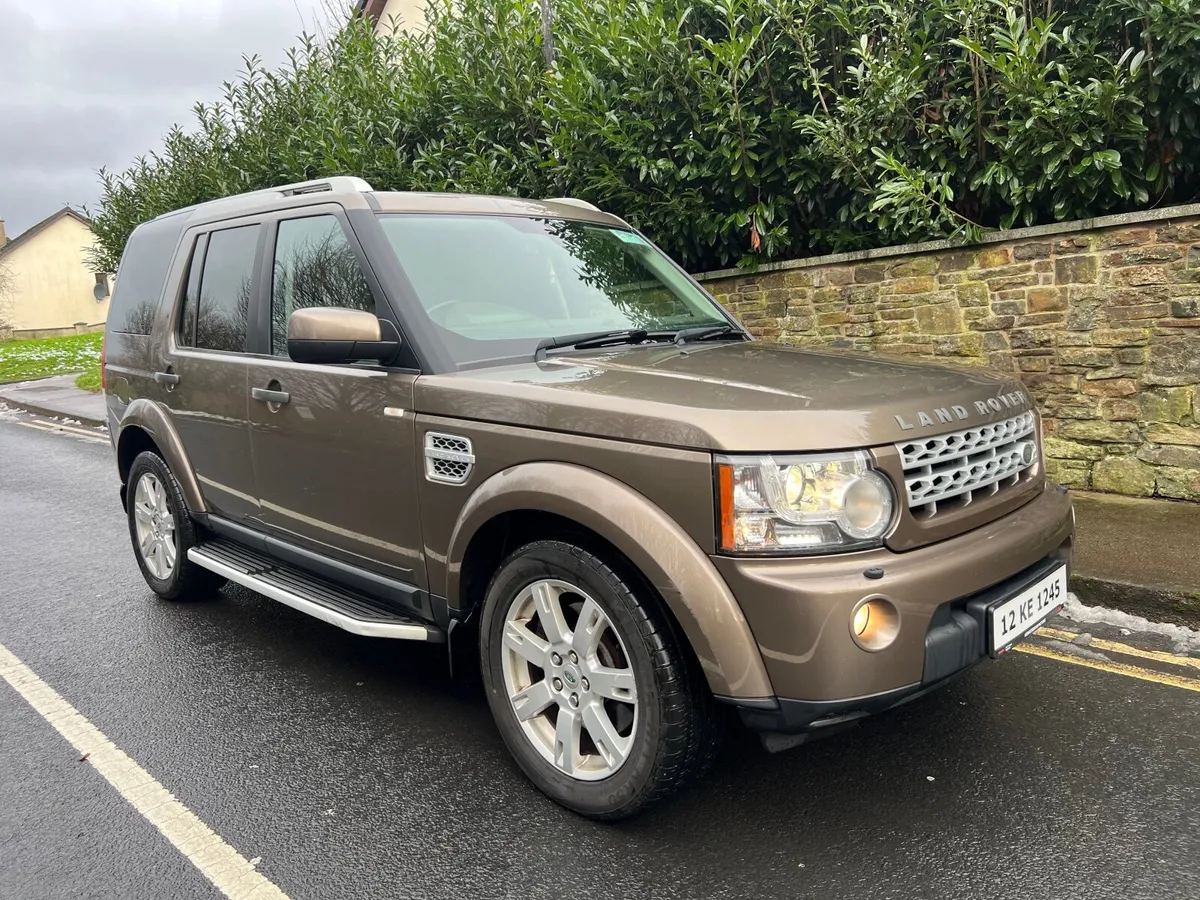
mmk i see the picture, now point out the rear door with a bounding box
[246,208,427,606]
[160,222,262,521]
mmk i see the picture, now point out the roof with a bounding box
[0,207,91,258]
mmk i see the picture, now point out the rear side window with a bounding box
[271,215,375,355]
[106,215,187,334]
[177,233,208,347]
[194,225,260,353]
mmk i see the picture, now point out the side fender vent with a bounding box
[424,432,475,485]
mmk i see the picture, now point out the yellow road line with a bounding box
[1036,626,1200,672]
[1015,641,1200,693]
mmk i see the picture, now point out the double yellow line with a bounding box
[16,419,109,444]
[1017,626,1200,693]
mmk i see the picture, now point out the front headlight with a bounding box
[716,451,896,555]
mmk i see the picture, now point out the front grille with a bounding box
[896,411,1037,517]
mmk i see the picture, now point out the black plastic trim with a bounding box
[202,514,432,622]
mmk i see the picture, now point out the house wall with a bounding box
[373,0,425,33]
[696,204,1200,501]
[2,215,110,336]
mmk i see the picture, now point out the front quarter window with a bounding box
[377,214,730,366]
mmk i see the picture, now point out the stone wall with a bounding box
[697,204,1200,501]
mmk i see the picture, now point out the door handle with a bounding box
[154,371,179,386]
[251,386,291,405]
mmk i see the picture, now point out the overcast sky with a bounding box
[0,0,343,238]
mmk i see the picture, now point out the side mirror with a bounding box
[287,307,400,365]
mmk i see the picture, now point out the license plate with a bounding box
[989,564,1067,656]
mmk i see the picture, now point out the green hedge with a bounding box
[90,0,1200,273]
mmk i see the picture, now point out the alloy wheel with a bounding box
[133,472,177,580]
[500,578,638,781]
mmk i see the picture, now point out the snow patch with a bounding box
[1061,594,1200,655]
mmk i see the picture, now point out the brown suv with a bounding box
[103,177,1074,818]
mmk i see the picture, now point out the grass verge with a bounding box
[0,332,103,386]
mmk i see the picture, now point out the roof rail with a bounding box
[261,176,374,197]
[544,197,601,212]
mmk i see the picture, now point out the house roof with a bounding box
[0,207,91,258]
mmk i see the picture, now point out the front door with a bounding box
[247,211,426,598]
[161,225,262,522]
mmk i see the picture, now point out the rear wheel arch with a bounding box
[444,462,773,699]
[115,399,206,515]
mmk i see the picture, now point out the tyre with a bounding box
[126,451,224,601]
[480,540,719,819]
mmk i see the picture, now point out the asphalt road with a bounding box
[1,408,1198,900]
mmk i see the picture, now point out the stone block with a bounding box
[975,247,1012,268]
[1084,365,1142,381]
[1056,236,1096,253]
[1189,246,1200,269]
[1156,466,1200,501]
[992,300,1027,316]
[1017,312,1066,327]
[1056,332,1093,347]
[915,303,963,334]
[1018,356,1051,372]
[1056,255,1099,283]
[933,333,984,356]
[890,257,938,277]
[1113,265,1172,286]
[1047,460,1092,489]
[1081,378,1138,397]
[1157,223,1200,243]
[893,276,938,294]
[817,312,850,327]
[1097,229,1152,249]
[1060,420,1141,442]
[1059,349,1115,368]
[955,282,989,306]
[985,274,1041,291]
[939,250,975,272]
[1106,303,1170,321]
[1146,334,1200,385]
[1092,328,1150,347]
[1010,328,1054,349]
[1024,373,1079,392]
[1102,246,1183,266]
[983,331,1010,350]
[1013,242,1052,260]
[1145,423,1200,446]
[1139,387,1194,424]
[1044,437,1104,460]
[1091,457,1156,496]
[854,263,888,283]
[971,315,1016,331]
[784,270,814,288]
[880,308,915,321]
[1028,287,1066,311]
[1115,348,1148,365]
[1170,298,1199,318]
[1100,399,1140,421]
[1138,444,1200,469]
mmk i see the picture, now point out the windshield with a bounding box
[377,214,731,366]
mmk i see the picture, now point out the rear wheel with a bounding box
[127,451,224,600]
[480,540,718,819]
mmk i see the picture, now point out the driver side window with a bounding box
[271,215,376,356]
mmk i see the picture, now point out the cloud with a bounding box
[0,0,339,236]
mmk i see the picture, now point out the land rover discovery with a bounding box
[103,177,1074,819]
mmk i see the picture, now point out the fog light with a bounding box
[849,597,900,651]
[852,603,871,636]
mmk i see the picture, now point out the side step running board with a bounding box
[188,540,442,642]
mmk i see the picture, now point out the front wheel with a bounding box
[480,540,718,819]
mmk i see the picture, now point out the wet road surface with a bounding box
[1,410,1198,899]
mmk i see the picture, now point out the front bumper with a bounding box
[714,483,1074,733]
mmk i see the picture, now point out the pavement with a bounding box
[1,409,1199,900]
[0,373,106,427]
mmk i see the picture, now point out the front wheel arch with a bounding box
[444,462,773,700]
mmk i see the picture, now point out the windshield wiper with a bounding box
[535,329,650,360]
[673,323,742,345]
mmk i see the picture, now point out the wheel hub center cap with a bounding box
[561,664,581,689]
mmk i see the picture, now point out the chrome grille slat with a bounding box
[896,411,1037,517]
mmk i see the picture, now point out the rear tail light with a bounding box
[100,332,107,391]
